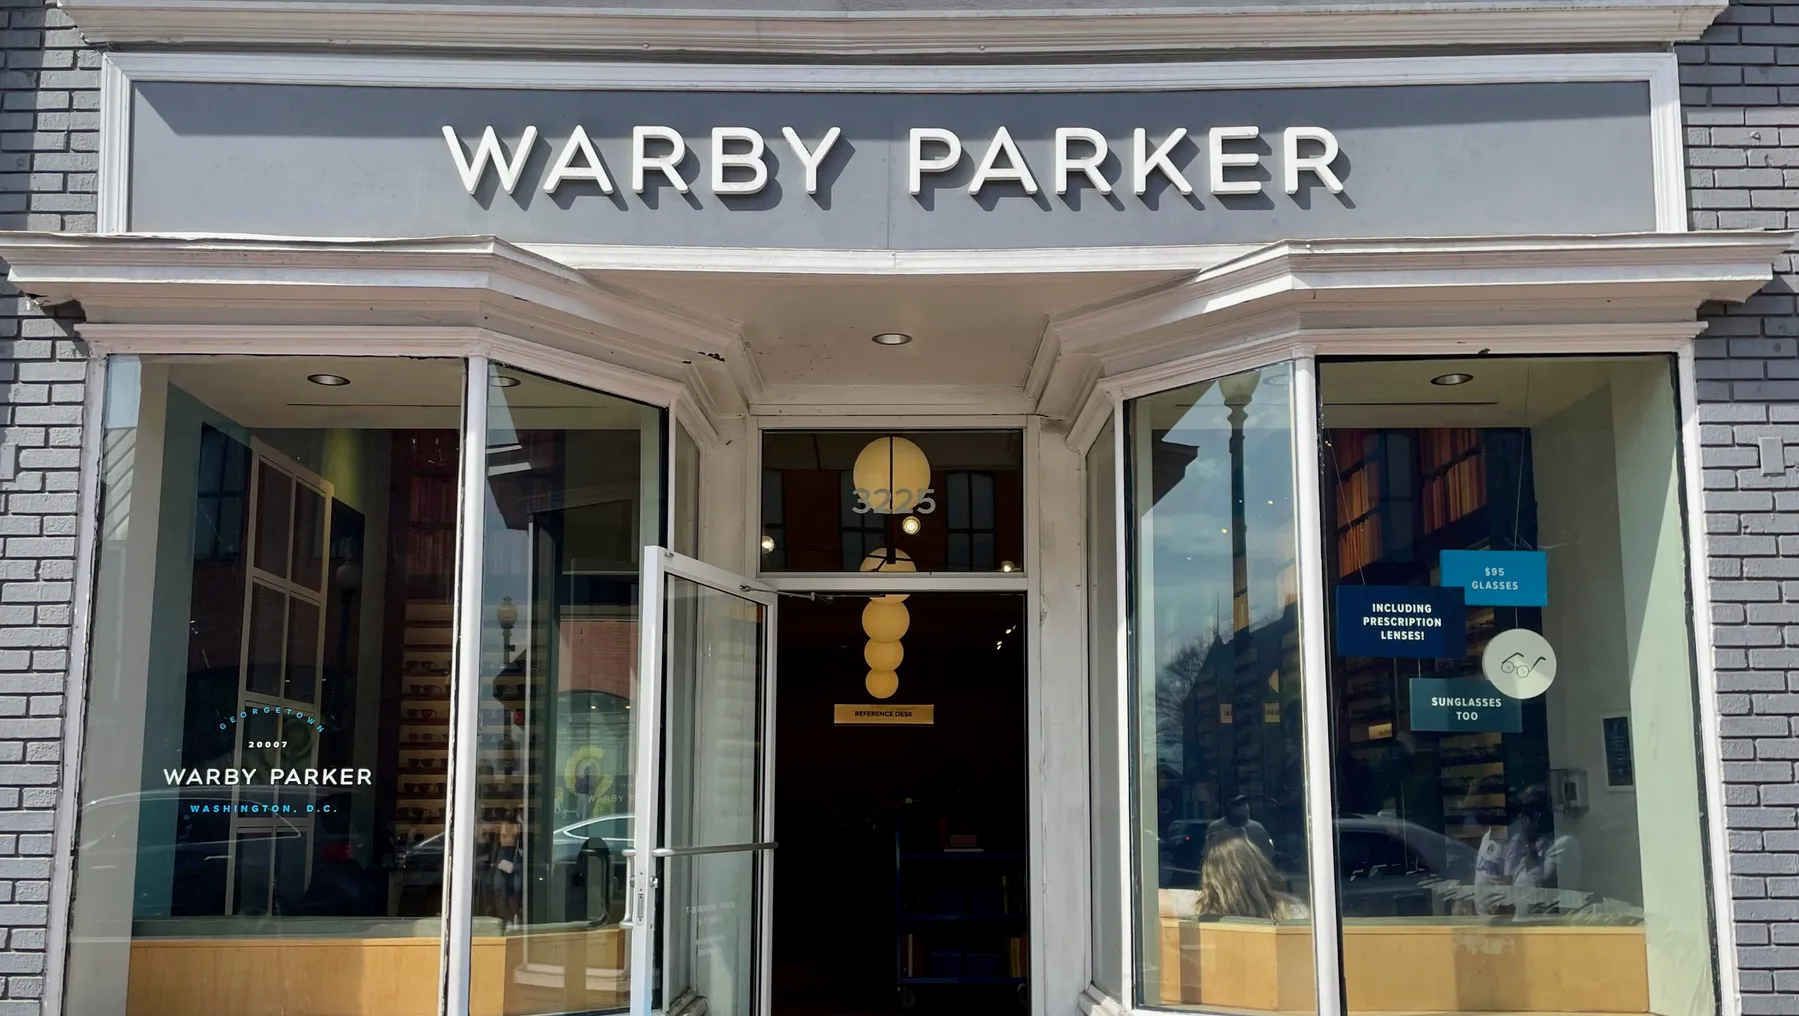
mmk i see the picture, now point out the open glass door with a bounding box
[628,548,778,1016]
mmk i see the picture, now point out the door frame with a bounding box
[630,547,782,1016]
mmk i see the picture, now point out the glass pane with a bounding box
[1087,417,1123,997]
[284,596,321,703]
[759,430,1023,572]
[657,573,766,1016]
[1320,355,1715,1016]
[254,464,292,577]
[474,362,664,1015]
[661,851,759,1016]
[69,355,464,1016]
[245,582,287,697]
[662,575,766,850]
[291,481,327,592]
[1126,364,1314,1013]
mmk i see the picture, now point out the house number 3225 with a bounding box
[852,488,937,514]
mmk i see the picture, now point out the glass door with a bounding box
[628,549,777,1016]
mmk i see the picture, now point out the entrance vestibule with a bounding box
[773,593,1030,1016]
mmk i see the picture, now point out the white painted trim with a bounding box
[1108,397,1134,1009]
[443,356,489,1016]
[754,413,1031,430]
[1023,415,1049,1016]
[104,49,1685,93]
[751,385,1037,417]
[70,324,690,409]
[97,56,130,234]
[530,243,1247,277]
[64,2,1730,55]
[1649,53,1690,234]
[759,573,1029,594]
[1289,353,1344,1016]
[1679,342,1743,1016]
[43,355,107,1016]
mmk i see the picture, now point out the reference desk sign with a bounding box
[835,704,935,726]
[1335,585,1467,659]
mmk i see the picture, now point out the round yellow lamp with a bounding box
[860,547,915,604]
[853,437,931,513]
[864,639,904,671]
[862,599,910,642]
[865,669,899,699]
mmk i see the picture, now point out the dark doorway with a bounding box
[773,593,1030,1016]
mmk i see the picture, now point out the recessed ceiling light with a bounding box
[901,515,922,535]
[1430,372,1474,386]
[871,332,913,346]
[307,373,351,387]
[490,375,521,388]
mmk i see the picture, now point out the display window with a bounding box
[1105,353,1718,1016]
[65,356,667,1016]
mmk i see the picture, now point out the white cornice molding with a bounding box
[57,0,1729,53]
[0,232,744,383]
[1037,230,1795,420]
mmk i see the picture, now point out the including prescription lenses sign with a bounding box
[1408,677,1523,733]
[1335,585,1467,659]
[1439,549,1548,607]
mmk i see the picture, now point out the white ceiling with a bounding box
[608,271,1180,388]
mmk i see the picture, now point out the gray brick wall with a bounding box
[1684,0,1799,1011]
[0,0,93,1013]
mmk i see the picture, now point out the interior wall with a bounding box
[1532,385,1645,909]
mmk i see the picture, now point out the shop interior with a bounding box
[772,593,1030,1016]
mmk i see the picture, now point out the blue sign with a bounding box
[1439,550,1548,607]
[1409,678,1522,733]
[1335,585,1467,659]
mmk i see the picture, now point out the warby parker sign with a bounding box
[128,81,1658,246]
[442,122,1347,202]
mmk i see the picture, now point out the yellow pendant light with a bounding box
[864,639,904,671]
[860,546,915,604]
[852,436,931,513]
[865,668,900,699]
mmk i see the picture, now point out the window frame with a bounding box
[1074,336,1733,1016]
[55,345,690,1016]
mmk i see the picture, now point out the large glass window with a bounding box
[759,430,1024,572]
[1126,365,1315,1013]
[469,363,664,1014]
[1320,355,1714,1016]
[68,355,465,1016]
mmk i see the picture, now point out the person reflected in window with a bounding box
[1164,833,1309,922]
[1205,794,1275,861]
[1475,784,1582,917]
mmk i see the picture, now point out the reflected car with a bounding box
[1336,815,1478,917]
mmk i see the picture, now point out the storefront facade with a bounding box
[0,1,1796,1015]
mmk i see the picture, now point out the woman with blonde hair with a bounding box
[1187,831,1309,921]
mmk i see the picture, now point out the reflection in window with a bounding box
[1127,365,1314,1013]
[760,430,1023,572]
[68,355,464,1016]
[1321,356,1714,1016]
[473,363,663,1015]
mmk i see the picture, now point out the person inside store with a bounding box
[1475,783,1583,916]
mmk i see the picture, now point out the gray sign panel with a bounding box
[129,81,1655,249]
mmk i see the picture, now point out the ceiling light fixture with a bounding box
[306,373,351,387]
[491,374,522,388]
[871,332,913,346]
[901,515,922,536]
[1430,372,1475,387]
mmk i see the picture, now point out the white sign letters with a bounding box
[444,123,1346,202]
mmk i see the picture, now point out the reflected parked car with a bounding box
[1336,815,1477,917]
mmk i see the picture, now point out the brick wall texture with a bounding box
[0,0,93,1012]
[1686,1,1799,1012]
[0,0,1793,1013]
